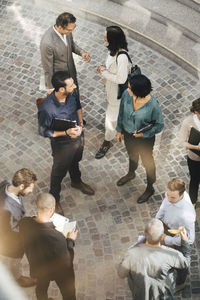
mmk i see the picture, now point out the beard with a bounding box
[63,91,71,98]
[18,190,30,197]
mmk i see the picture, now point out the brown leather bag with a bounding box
[36,97,46,109]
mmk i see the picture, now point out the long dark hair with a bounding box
[106,26,128,56]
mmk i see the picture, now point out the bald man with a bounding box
[19,193,78,300]
[118,219,191,300]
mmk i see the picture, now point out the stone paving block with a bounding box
[0,0,200,299]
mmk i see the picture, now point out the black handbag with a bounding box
[117,51,141,99]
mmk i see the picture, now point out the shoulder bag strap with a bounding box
[117,51,133,65]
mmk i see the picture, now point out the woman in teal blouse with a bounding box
[116,75,164,203]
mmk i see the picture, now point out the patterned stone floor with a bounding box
[0,0,200,299]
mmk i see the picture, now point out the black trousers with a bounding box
[124,131,156,186]
[50,136,84,202]
[36,275,76,300]
[187,156,200,204]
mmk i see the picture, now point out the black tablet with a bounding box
[51,118,76,131]
[188,127,200,156]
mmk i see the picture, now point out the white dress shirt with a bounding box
[156,191,196,246]
[53,26,68,47]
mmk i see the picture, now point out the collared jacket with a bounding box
[118,240,190,300]
[40,26,83,89]
[0,180,25,258]
[101,52,129,105]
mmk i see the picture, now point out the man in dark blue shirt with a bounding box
[38,71,94,214]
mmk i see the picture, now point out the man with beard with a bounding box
[0,168,37,287]
[38,71,94,215]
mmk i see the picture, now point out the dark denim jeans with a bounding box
[50,136,84,202]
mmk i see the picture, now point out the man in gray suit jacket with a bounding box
[40,12,90,94]
[0,168,37,288]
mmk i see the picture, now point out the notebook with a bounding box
[188,127,200,156]
[50,213,76,236]
[51,118,76,131]
[128,235,146,249]
[136,121,156,134]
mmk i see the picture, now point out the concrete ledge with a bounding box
[79,8,200,78]
[176,0,200,12]
[32,0,200,78]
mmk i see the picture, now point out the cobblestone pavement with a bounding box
[0,0,200,299]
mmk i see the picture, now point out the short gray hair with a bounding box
[144,219,164,245]
[36,193,55,211]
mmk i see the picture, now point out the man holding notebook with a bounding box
[38,71,94,214]
[156,178,196,247]
[156,178,196,289]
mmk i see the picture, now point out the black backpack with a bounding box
[117,51,141,99]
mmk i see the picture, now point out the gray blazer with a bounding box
[40,26,83,89]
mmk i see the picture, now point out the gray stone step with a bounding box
[34,0,200,77]
[111,0,200,37]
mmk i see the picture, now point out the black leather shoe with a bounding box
[71,181,95,195]
[117,172,136,186]
[137,187,155,204]
[95,141,111,159]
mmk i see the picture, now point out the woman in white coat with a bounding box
[95,26,129,159]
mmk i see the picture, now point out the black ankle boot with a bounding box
[95,140,111,159]
[137,185,155,204]
[117,172,136,186]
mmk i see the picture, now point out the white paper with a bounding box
[50,213,69,234]
[50,213,76,236]
[63,221,77,236]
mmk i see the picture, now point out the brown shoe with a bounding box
[17,275,36,288]
[55,202,64,216]
[71,181,95,195]
[117,172,136,186]
[137,186,155,204]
